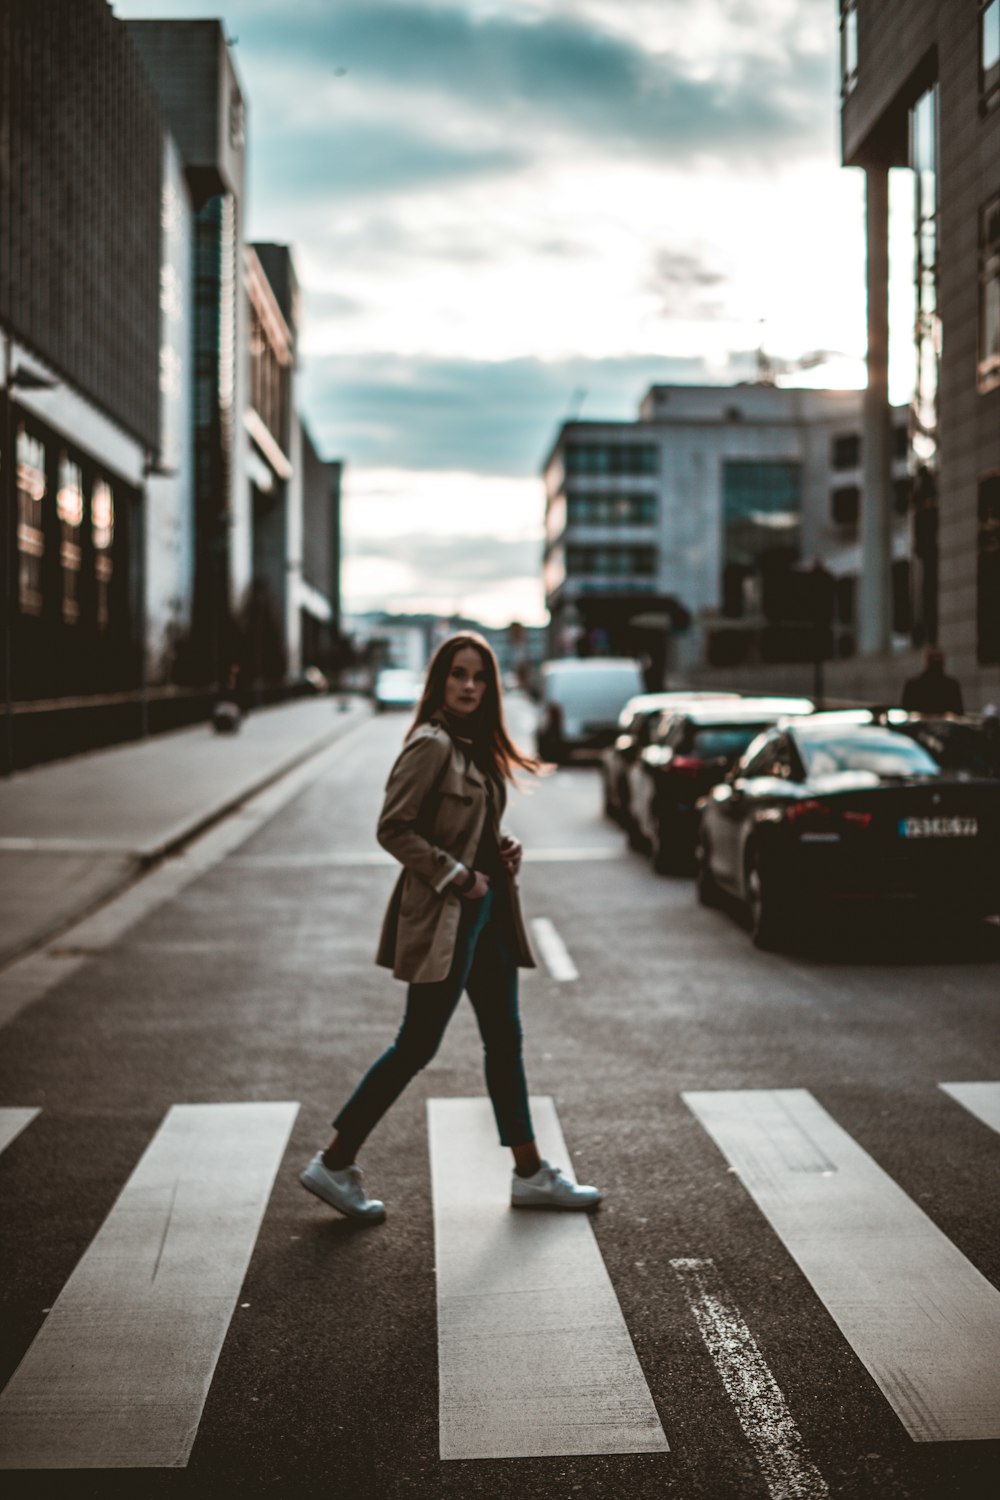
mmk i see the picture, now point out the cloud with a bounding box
[225,0,837,202]
[253,119,527,201]
[645,249,727,319]
[300,349,759,474]
[350,532,541,587]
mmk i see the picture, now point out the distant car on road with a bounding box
[695,715,1000,949]
[627,697,814,872]
[373,667,423,712]
[601,690,742,824]
[536,658,645,764]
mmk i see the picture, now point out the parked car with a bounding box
[628,697,814,872]
[601,691,741,824]
[373,667,423,712]
[536,658,644,763]
[695,715,1000,949]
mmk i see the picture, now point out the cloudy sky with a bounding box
[116,0,910,626]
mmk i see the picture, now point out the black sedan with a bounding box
[695,717,1000,948]
[627,698,813,872]
[601,690,740,825]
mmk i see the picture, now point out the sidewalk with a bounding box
[0,696,369,968]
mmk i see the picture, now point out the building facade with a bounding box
[0,0,165,767]
[127,18,250,691]
[1,4,346,766]
[840,0,1000,706]
[542,384,908,681]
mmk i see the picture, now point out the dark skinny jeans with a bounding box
[333,887,534,1151]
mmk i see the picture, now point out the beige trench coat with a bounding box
[375,718,536,984]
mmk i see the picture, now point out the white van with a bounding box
[536,658,645,763]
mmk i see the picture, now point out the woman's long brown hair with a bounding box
[410,632,541,783]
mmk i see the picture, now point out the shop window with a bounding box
[831,485,860,527]
[92,479,114,631]
[15,426,45,617]
[832,433,860,469]
[56,453,84,625]
[978,193,1000,393]
[978,472,1000,663]
[982,0,1000,112]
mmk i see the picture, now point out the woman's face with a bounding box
[443,646,489,719]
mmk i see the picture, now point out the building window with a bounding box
[56,454,84,625]
[565,544,657,577]
[567,492,657,525]
[892,424,909,461]
[92,479,114,631]
[16,426,45,617]
[831,433,860,469]
[979,193,1000,393]
[831,485,860,527]
[982,0,1000,112]
[841,1,859,96]
[978,472,1000,663]
[565,443,658,478]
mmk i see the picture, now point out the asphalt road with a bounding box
[1,701,998,1499]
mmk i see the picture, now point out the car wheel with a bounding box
[745,850,785,951]
[695,836,721,908]
[650,817,678,875]
[626,812,646,852]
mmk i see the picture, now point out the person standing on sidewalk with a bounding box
[301,632,601,1222]
[900,647,964,714]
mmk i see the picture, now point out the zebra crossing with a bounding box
[0,1085,997,1473]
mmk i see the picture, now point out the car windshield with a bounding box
[898,721,1000,777]
[691,725,769,760]
[798,729,940,779]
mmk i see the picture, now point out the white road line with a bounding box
[683,1088,1000,1442]
[0,1101,298,1469]
[0,1108,39,1156]
[671,1258,829,1500]
[428,1096,668,1461]
[530,918,579,982]
[227,848,622,868]
[940,1082,1000,1137]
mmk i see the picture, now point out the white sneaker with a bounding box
[510,1159,602,1211]
[300,1154,386,1222]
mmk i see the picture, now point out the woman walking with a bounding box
[301,632,601,1222]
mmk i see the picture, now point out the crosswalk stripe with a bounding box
[0,1109,39,1157]
[683,1088,1000,1442]
[940,1082,1000,1137]
[671,1258,829,1500]
[529,918,579,981]
[0,1101,298,1469]
[428,1096,669,1460]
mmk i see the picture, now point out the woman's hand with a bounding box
[499,836,522,878]
[460,870,492,900]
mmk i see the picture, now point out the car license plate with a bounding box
[899,816,978,838]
